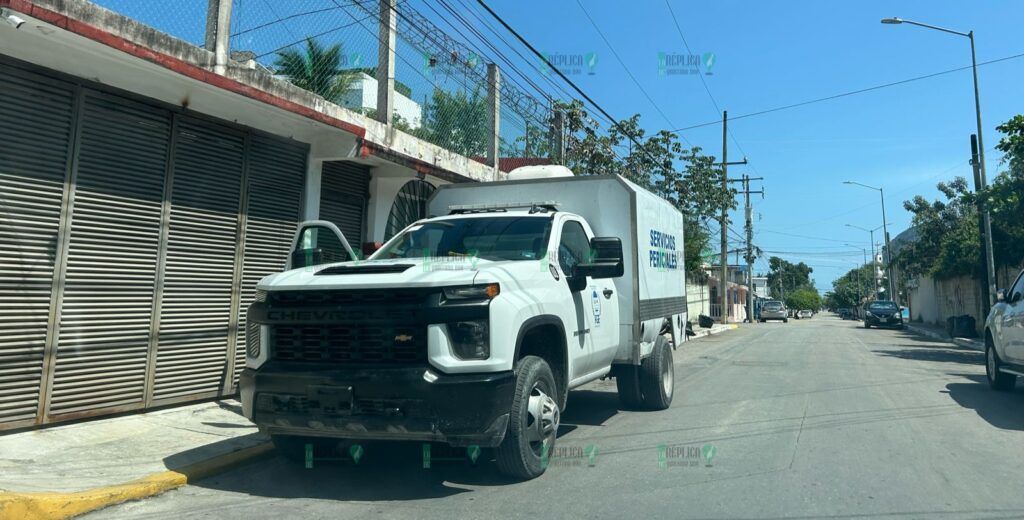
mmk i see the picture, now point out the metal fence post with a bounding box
[549,109,565,164]
[205,0,233,75]
[486,63,501,177]
[376,0,397,125]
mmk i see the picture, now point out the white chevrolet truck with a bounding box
[240,167,686,478]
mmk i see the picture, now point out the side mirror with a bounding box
[575,237,624,279]
[996,289,1006,303]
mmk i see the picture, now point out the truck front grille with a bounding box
[271,323,427,364]
[266,289,432,365]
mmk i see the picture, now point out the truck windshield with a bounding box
[372,216,552,261]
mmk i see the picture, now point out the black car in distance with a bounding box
[863,300,904,329]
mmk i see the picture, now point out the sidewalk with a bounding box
[905,322,985,352]
[0,400,270,519]
[690,323,738,340]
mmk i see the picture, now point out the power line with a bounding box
[474,0,669,166]
[574,0,692,146]
[663,0,757,174]
[670,51,1024,132]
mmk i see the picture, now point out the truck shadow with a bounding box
[943,374,1024,431]
[175,390,624,502]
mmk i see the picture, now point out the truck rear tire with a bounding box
[615,365,645,409]
[496,355,559,480]
[640,337,674,410]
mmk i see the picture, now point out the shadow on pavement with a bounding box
[944,374,1024,431]
[872,346,983,365]
[179,391,626,501]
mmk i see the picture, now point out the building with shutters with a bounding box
[0,0,507,431]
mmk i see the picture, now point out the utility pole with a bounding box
[720,110,728,324]
[738,174,763,322]
[970,134,995,316]
[717,111,748,324]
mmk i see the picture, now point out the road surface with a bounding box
[90,315,1024,519]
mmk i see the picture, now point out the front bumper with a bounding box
[240,363,514,447]
[865,315,903,327]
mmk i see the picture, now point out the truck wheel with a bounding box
[987,341,1017,391]
[615,365,645,409]
[496,356,559,480]
[639,337,674,410]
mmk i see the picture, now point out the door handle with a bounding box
[603,289,613,299]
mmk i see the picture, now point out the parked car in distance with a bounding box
[984,268,1024,391]
[798,309,813,319]
[760,300,788,323]
[863,300,903,329]
[838,308,852,320]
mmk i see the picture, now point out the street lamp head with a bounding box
[881,17,903,25]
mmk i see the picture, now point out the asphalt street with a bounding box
[90,315,1024,520]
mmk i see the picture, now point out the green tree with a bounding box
[274,38,357,103]
[829,263,876,309]
[416,88,489,157]
[767,256,814,299]
[785,288,821,311]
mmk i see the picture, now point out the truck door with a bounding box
[556,218,619,377]
[287,220,356,269]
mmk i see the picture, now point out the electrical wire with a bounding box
[670,51,1024,132]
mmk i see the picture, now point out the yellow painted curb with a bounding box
[0,442,273,520]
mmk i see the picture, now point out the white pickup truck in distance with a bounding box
[240,166,687,479]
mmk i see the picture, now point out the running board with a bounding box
[999,367,1024,377]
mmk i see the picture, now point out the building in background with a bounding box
[0,0,516,431]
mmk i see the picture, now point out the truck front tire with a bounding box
[640,337,674,410]
[496,355,560,480]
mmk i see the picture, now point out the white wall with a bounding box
[342,73,423,129]
[364,166,451,243]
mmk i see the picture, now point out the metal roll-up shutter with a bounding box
[0,64,75,428]
[320,161,370,246]
[231,134,306,385]
[154,117,243,401]
[48,91,170,416]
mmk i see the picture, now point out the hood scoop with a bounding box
[315,264,414,276]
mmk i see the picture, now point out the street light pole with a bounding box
[882,17,997,307]
[843,186,895,302]
[846,223,888,300]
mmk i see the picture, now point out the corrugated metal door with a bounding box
[47,92,171,417]
[0,65,76,429]
[229,134,306,386]
[320,161,370,247]
[152,117,244,403]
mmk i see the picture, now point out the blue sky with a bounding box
[98,0,1023,291]
[485,0,1023,290]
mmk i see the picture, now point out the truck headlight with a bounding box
[448,320,489,360]
[442,284,499,301]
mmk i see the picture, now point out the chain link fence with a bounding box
[91,0,209,46]
[92,0,557,166]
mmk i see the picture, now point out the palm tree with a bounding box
[274,38,356,103]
